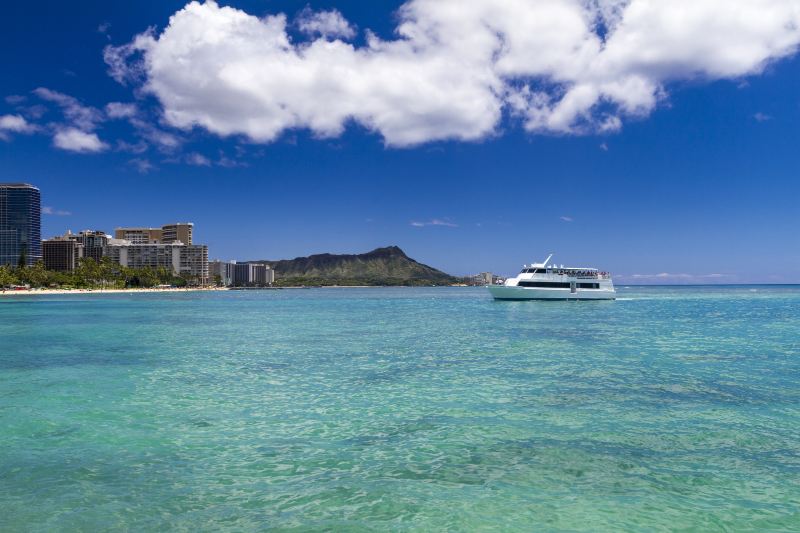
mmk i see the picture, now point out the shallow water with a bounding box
[1,286,799,531]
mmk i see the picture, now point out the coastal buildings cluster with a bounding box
[45,225,210,284]
[463,272,502,286]
[0,183,274,287]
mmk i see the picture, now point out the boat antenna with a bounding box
[542,253,553,267]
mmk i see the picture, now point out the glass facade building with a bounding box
[0,183,41,267]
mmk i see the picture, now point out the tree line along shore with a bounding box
[0,257,204,290]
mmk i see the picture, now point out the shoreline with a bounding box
[1,285,461,297]
[0,287,230,297]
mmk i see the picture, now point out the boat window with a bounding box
[518,281,571,288]
[577,283,600,289]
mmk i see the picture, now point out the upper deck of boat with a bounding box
[519,267,611,280]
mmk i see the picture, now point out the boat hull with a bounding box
[487,285,616,300]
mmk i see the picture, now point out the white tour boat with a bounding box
[488,254,616,300]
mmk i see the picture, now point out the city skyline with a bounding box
[1,1,799,282]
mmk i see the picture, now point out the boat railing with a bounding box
[526,272,612,280]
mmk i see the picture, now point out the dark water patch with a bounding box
[530,382,796,409]
[0,352,149,371]
[228,358,292,374]
[341,418,443,449]
[0,341,155,370]
[188,419,214,428]
[675,353,750,362]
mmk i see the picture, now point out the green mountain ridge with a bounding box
[252,246,458,286]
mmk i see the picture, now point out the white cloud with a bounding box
[42,206,72,216]
[33,87,104,130]
[559,216,573,222]
[23,105,48,120]
[116,139,148,154]
[106,101,181,153]
[0,114,37,134]
[129,117,180,150]
[53,127,108,153]
[216,151,247,168]
[105,102,138,119]
[5,94,26,105]
[129,158,155,173]
[297,7,356,40]
[410,218,458,228]
[753,112,771,122]
[185,152,211,166]
[106,0,800,146]
[106,1,503,146]
[103,31,153,86]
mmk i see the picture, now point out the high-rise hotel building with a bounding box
[209,261,274,287]
[107,223,207,284]
[42,230,114,271]
[114,227,162,244]
[103,242,208,283]
[43,235,84,271]
[114,223,193,245]
[0,183,42,267]
[161,223,193,245]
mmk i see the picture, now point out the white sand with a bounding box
[0,287,229,297]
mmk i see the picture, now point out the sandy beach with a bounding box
[0,287,229,297]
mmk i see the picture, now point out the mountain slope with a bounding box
[253,246,458,286]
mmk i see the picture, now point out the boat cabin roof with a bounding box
[521,266,599,272]
[520,255,605,275]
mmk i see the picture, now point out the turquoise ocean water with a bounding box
[1,286,799,531]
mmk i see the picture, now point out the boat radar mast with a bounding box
[528,253,553,269]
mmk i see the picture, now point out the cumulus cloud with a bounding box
[104,0,800,146]
[410,218,458,228]
[0,114,37,138]
[297,7,356,40]
[103,31,153,86]
[53,127,108,153]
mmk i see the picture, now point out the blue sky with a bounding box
[1,0,799,282]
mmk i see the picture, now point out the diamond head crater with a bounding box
[251,246,459,287]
